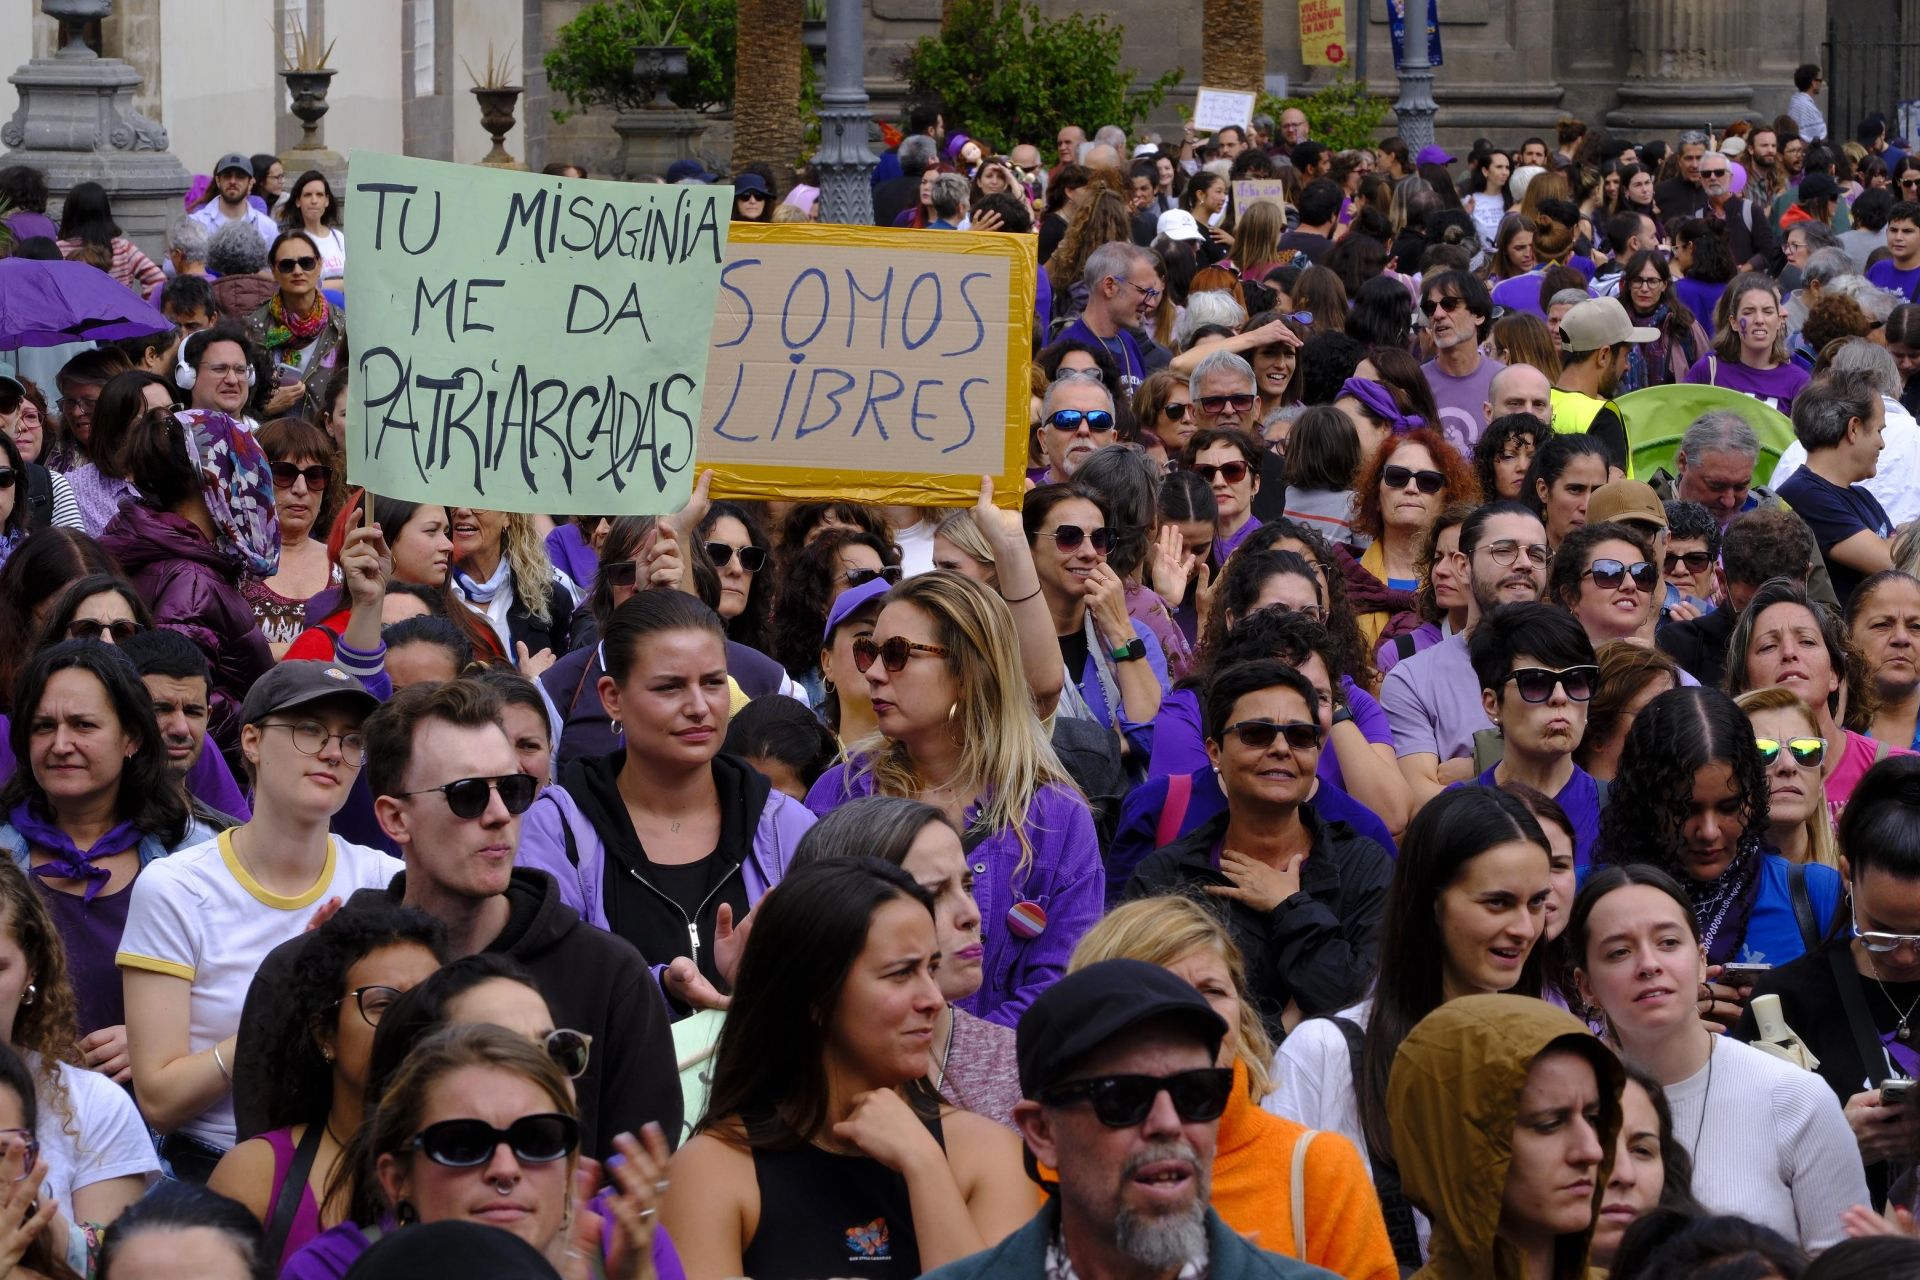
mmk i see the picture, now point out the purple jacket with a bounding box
[98,502,272,756]
[805,762,1103,1028]
[280,1218,686,1280]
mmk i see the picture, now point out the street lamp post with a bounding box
[1392,2,1438,150]
[813,0,876,224]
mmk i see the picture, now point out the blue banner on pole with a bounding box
[1388,0,1442,69]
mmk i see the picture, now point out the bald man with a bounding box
[1484,363,1554,426]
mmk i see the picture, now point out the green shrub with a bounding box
[1257,74,1391,152]
[900,0,1181,150]
[544,0,737,118]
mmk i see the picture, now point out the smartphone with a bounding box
[1883,1077,1915,1104]
[1719,962,1772,986]
[274,364,302,388]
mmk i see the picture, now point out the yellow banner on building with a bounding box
[1300,0,1348,67]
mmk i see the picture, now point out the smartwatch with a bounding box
[1331,704,1354,727]
[1110,637,1147,663]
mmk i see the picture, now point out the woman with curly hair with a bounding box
[1045,185,1133,323]
[1342,426,1479,651]
[1471,414,1546,505]
[770,526,900,703]
[207,898,445,1268]
[447,507,576,674]
[0,855,159,1259]
[1596,685,1844,1017]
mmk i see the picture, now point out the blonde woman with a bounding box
[924,481,1063,717]
[1071,897,1397,1280]
[448,508,578,675]
[1735,686,1842,868]
[804,572,1100,1028]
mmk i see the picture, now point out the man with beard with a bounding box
[1382,501,1551,805]
[1034,377,1119,486]
[1419,270,1504,454]
[121,627,247,830]
[924,959,1337,1280]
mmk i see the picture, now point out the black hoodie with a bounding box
[231,868,683,1156]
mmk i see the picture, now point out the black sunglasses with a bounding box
[408,1113,579,1168]
[1583,557,1659,593]
[602,559,641,589]
[1163,401,1190,422]
[1420,295,1467,317]
[1664,549,1713,574]
[1042,524,1115,554]
[705,542,767,572]
[399,773,538,819]
[844,565,904,588]
[270,462,333,490]
[544,1028,593,1079]
[1039,1067,1236,1127]
[275,255,319,273]
[1046,410,1116,434]
[1219,718,1323,751]
[1500,664,1600,703]
[1196,393,1257,414]
[68,618,145,643]
[851,635,950,673]
[1382,464,1446,494]
[0,468,16,491]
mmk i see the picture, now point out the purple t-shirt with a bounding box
[1474,762,1603,866]
[1056,317,1144,396]
[1381,631,1491,762]
[1684,355,1811,413]
[1421,354,1505,455]
[1867,258,1920,302]
[1145,675,1390,795]
[1673,276,1727,328]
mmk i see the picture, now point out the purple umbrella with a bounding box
[0,257,172,350]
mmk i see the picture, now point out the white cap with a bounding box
[1156,209,1204,242]
[1132,143,1159,159]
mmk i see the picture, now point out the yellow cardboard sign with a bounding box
[698,223,1035,509]
[1299,0,1349,66]
[1232,179,1290,217]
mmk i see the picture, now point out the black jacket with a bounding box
[1126,806,1392,1038]
[231,868,683,1157]
[1656,605,1736,689]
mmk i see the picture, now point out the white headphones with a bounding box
[176,337,257,392]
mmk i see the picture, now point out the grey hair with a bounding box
[1801,247,1857,288]
[1678,410,1760,461]
[1082,240,1149,293]
[1678,130,1710,146]
[1190,348,1257,395]
[1825,337,1903,397]
[1548,288,1590,309]
[1077,141,1098,164]
[790,795,954,869]
[1826,274,1898,323]
[165,217,208,263]
[1787,221,1843,253]
[1252,113,1276,135]
[929,172,970,219]
[1791,367,1882,451]
[1094,125,1128,151]
[1173,292,1248,349]
[1039,376,1115,421]
[899,134,938,174]
[206,219,267,275]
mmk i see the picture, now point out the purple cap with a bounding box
[1414,144,1456,166]
[822,577,892,644]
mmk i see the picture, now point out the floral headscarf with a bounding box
[175,409,280,578]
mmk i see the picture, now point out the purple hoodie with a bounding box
[805,762,1103,1029]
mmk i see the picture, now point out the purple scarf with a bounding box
[1338,377,1426,432]
[1683,844,1764,966]
[8,803,140,903]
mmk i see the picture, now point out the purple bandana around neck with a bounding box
[8,803,140,903]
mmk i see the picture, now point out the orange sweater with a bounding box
[1214,1059,1399,1280]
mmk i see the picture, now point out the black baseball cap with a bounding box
[344,1220,560,1280]
[1017,958,1227,1100]
[1798,172,1841,203]
[239,660,378,727]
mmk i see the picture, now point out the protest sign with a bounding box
[1299,0,1347,66]
[345,152,729,516]
[1233,180,1289,217]
[1193,87,1257,135]
[698,223,1035,509]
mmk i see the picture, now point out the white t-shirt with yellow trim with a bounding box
[116,829,403,1149]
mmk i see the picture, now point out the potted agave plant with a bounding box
[278,12,337,150]
[630,1,690,110]
[465,41,526,169]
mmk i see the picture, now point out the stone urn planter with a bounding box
[633,45,691,110]
[472,86,526,169]
[280,67,338,149]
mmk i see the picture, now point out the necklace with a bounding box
[929,1012,957,1093]
[1867,951,1920,1041]
[1690,1032,1717,1152]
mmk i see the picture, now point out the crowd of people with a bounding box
[4,57,1920,1280]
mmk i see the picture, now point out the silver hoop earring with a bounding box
[19,985,33,1007]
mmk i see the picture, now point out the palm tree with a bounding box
[731,0,806,189]
[1202,0,1264,95]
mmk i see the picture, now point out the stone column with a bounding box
[1605,0,1755,133]
[1,0,188,259]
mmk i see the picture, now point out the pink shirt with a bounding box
[1825,729,1912,823]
